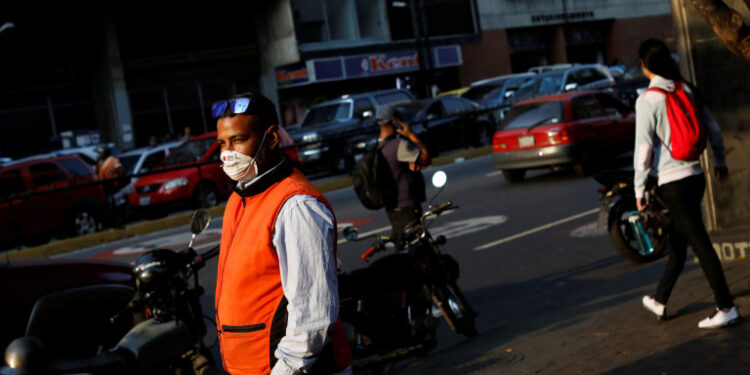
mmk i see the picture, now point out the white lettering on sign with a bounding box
[712,241,749,261]
[429,215,508,240]
[361,54,419,73]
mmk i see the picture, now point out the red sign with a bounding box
[360,54,420,73]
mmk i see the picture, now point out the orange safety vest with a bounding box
[215,167,351,375]
[97,156,120,180]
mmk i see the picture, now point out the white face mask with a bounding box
[220,130,268,182]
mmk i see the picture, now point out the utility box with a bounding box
[59,130,102,149]
[670,0,750,261]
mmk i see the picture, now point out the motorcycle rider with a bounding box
[213,93,352,375]
[377,105,431,239]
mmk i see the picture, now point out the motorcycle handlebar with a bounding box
[361,246,377,261]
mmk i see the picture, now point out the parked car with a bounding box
[384,96,494,156]
[527,63,574,74]
[512,64,616,104]
[288,88,416,175]
[0,157,11,166]
[119,140,183,182]
[129,132,229,218]
[0,154,108,248]
[613,53,679,109]
[50,143,119,168]
[462,72,536,125]
[437,87,469,98]
[492,90,635,182]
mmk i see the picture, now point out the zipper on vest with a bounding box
[241,197,246,207]
[218,323,266,334]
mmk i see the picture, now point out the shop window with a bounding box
[295,0,387,46]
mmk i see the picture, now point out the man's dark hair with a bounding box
[221,92,279,130]
[638,39,682,82]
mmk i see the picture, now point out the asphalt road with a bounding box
[58,155,640,373]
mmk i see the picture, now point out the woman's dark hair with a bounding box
[639,39,682,81]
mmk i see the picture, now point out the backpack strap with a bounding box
[644,83,676,156]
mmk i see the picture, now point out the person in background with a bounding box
[635,38,739,329]
[376,105,431,239]
[181,126,193,141]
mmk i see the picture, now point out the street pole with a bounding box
[410,0,433,98]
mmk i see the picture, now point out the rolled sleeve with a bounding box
[272,195,339,374]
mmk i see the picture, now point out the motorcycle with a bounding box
[594,169,670,263]
[2,210,221,375]
[339,171,477,373]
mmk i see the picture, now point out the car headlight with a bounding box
[302,132,320,143]
[162,177,188,191]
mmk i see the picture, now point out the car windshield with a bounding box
[504,101,564,130]
[514,73,564,102]
[162,138,215,165]
[120,154,141,173]
[394,100,430,122]
[463,81,506,102]
[301,103,351,128]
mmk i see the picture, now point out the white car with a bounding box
[119,141,184,182]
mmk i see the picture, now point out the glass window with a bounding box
[373,92,413,106]
[162,138,216,165]
[504,101,564,130]
[301,103,352,128]
[141,151,166,172]
[595,94,629,115]
[29,163,67,188]
[353,98,375,118]
[573,95,606,120]
[463,81,506,102]
[58,158,91,177]
[0,170,26,198]
[441,97,473,114]
[537,74,564,96]
[120,155,141,174]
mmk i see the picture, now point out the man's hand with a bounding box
[636,197,646,211]
[393,117,414,138]
[715,166,729,182]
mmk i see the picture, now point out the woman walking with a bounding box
[634,38,740,328]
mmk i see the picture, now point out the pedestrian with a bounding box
[377,105,431,239]
[95,145,128,228]
[213,92,352,375]
[181,126,193,141]
[635,39,740,328]
[148,134,158,146]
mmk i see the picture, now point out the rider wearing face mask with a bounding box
[213,93,352,375]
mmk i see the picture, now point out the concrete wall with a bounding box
[479,0,672,30]
[671,0,750,237]
[606,14,676,65]
[459,29,513,86]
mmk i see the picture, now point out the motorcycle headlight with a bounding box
[163,177,188,191]
[302,132,320,143]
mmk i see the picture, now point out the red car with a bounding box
[0,154,108,248]
[492,90,635,182]
[129,131,231,217]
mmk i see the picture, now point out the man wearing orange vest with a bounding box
[213,93,352,375]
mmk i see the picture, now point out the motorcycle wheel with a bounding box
[432,282,478,338]
[608,198,669,264]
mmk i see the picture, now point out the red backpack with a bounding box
[646,81,706,161]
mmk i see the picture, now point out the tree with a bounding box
[690,0,750,62]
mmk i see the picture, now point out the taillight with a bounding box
[547,129,570,144]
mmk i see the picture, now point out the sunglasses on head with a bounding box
[211,98,251,118]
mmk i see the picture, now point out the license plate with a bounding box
[139,196,151,206]
[518,135,535,148]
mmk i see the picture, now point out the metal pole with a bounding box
[410,0,432,98]
[163,88,174,136]
[47,96,58,138]
[197,83,208,134]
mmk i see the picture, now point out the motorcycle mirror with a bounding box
[189,210,211,248]
[431,171,447,188]
[4,336,47,372]
[343,226,359,241]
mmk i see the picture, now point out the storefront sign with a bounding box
[531,11,595,24]
[275,63,310,87]
[276,45,462,87]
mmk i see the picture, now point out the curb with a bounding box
[5,146,492,260]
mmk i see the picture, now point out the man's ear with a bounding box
[267,125,281,151]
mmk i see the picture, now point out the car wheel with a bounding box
[66,201,101,238]
[194,183,219,209]
[502,169,526,183]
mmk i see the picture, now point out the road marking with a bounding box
[570,221,607,238]
[486,170,503,177]
[430,215,507,239]
[474,208,599,251]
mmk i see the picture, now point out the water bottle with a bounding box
[628,211,654,255]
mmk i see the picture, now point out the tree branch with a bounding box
[690,0,750,62]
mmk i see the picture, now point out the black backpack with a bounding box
[351,139,397,210]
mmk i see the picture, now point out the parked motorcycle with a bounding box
[2,210,220,375]
[594,169,670,263]
[339,171,477,373]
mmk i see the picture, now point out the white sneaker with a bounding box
[642,295,667,320]
[698,306,741,329]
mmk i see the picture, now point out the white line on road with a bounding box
[337,226,392,244]
[485,170,503,177]
[474,208,599,251]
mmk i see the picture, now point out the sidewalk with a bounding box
[389,259,750,374]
